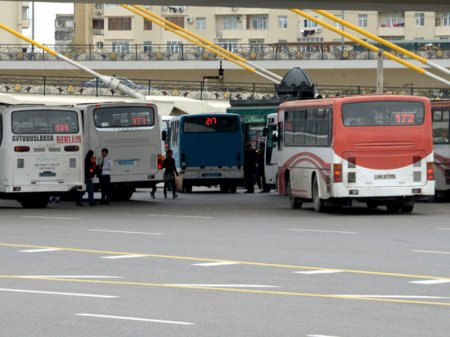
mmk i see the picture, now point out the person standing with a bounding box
[162,149,179,199]
[256,143,270,193]
[99,148,113,204]
[85,150,97,206]
[243,142,257,193]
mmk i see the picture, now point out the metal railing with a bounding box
[0,74,448,101]
[0,41,449,62]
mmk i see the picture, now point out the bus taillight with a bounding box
[14,146,30,152]
[427,162,434,181]
[333,164,343,183]
[157,154,164,170]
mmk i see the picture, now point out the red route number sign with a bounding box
[392,112,415,125]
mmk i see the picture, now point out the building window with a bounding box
[444,12,450,26]
[196,17,206,30]
[108,17,132,31]
[219,39,238,52]
[358,14,368,28]
[96,41,104,49]
[224,16,238,30]
[112,41,129,53]
[21,6,29,20]
[278,15,288,29]
[303,18,318,28]
[415,13,425,27]
[144,20,152,30]
[167,41,182,53]
[143,41,152,53]
[382,13,404,27]
[252,15,268,30]
[165,16,184,28]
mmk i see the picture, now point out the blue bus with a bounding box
[168,113,244,193]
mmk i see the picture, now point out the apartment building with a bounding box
[74,4,450,49]
[0,1,30,44]
[55,14,75,50]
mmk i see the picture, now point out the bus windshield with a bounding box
[183,116,239,133]
[342,101,425,126]
[94,106,155,128]
[12,109,79,134]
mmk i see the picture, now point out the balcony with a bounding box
[93,29,104,36]
[377,24,405,37]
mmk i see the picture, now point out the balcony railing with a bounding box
[0,40,449,62]
[0,74,448,101]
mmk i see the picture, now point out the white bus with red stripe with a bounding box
[276,95,434,213]
[431,100,450,197]
[0,105,84,208]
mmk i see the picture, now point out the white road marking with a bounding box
[409,279,450,285]
[75,313,194,325]
[165,284,280,288]
[0,288,117,298]
[16,275,124,279]
[192,261,239,267]
[335,294,450,299]
[285,229,357,234]
[89,229,163,235]
[294,269,344,275]
[148,214,212,219]
[20,216,80,220]
[412,250,450,255]
[101,254,147,259]
[19,248,62,253]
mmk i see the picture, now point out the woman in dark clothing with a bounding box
[162,149,179,199]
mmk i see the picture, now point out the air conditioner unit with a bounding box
[187,17,194,23]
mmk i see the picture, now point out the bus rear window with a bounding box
[12,110,79,134]
[94,106,155,128]
[183,116,239,133]
[342,101,425,126]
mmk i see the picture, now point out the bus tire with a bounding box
[20,197,49,208]
[183,182,192,193]
[229,184,237,193]
[400,197,414,213]
[386,202,401,214]
[366,201,378,209]
[287,175,302,209]
[112,188,134,201]
[312,176,325,213]
[220,183,229,193]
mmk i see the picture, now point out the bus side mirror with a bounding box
[161,130,167,142]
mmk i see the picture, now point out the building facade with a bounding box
[0,1,30,44]
[74,5,450,48]
[55,14,75,50]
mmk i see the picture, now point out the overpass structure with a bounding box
[1,0,448,11]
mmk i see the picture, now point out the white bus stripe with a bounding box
[75,313,194,325]
[412,250,450,255]
[409,279,450,285]
[89,229,163,235]
[101,254,147,259]
[192,261,239,267]
[0,288,117,298]
[285,229,357,234]
[19,248,61,253]
[21,216,80,220]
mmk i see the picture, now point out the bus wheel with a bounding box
[386,202,401,214]
[113,188,134,201]
[229,184,237,193]
[220,183,229,193]
[20,198,49,208]
[183,182,192,193]
[400,197,414,213]
[366,201,378,209]
[287,176,302,209]
[312,176,325,213]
